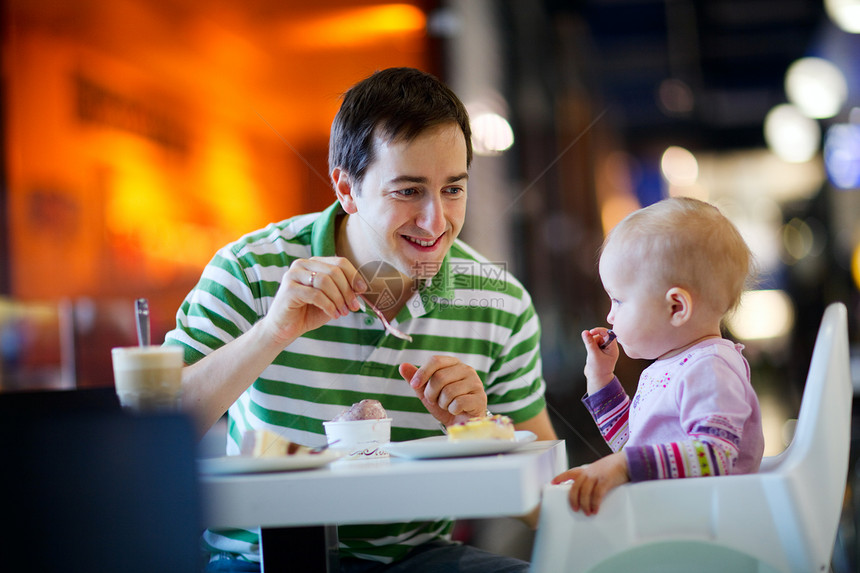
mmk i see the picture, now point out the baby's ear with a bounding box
[666,287,692,326]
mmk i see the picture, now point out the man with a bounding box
[166,67,556,572]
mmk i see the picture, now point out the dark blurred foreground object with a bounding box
[0,385,121,415]
[0,387,202,572]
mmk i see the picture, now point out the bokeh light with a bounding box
[727,290,795,341]
[853,242,860,291]
[824,122,860,189]
[660,146,698,186]
[657,78,695,115]
[785,57,848,119]
[764,104,821,163]
[825,0,860,33]
[471,112,514,156]
[782,218,816,262]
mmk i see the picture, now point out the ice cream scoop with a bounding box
[331,399,387,422]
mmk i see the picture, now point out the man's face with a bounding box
[338,122,468,282]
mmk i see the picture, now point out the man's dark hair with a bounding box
[328,67,472,187]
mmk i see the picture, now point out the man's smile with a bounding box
[403,234,442,248]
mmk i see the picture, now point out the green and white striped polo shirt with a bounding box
[165,201,546,565]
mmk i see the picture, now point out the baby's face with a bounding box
[598,246,678,360]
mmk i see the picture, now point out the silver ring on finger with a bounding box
[308,271,317,287]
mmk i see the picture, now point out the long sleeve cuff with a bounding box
[582,377,630,452]
[582,377,625,417]
[625,446,661,481]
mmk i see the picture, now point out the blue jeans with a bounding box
[204,540,529,573]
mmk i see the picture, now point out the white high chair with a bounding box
[531,302,852,573]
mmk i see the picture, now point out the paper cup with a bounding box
[111,345,184,413]
[323,418,392,459]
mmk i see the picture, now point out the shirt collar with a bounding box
[310,201,343,257]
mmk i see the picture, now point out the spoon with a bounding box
[359,294,413,343]
[599,330,616,350]
[135,298,151,347]
[310,439,340,454]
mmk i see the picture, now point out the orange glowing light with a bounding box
[283,4,427,49]
[600,195,640,235]
[852,242,860,292]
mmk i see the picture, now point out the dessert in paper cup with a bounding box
[324,399,391,459]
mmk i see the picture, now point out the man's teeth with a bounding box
[408,236,437,247]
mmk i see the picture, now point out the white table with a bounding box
[200,440,567,571]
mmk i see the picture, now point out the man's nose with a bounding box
[417,194,446,236]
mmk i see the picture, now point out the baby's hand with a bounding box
[581,328,618,393]
[552,452,629,516]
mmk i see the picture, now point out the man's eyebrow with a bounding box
[388,173,469,185]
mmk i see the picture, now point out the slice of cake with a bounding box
[240,429,311,457]
[447,414,515,442]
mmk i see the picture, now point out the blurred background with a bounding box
[2,0,859,569]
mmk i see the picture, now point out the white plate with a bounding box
[198,449,342,475]
[386,431,537,460]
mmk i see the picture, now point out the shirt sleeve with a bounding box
[624,356,752,481]
[486,298,547,423]
[163,246,260,364]
[582,377,630,452]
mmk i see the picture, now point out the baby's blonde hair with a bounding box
[602,197,753,315]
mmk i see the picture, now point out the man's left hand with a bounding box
[399,357,487,427]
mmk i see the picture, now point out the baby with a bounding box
[553,197,765,515]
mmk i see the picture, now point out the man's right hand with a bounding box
[261,256,368,345]
[181,256,368,434]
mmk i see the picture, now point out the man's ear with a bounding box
[666,287,693,326]
[332,168,358,214]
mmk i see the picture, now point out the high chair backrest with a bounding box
[531,302,852,573]
[762,301,852,567]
